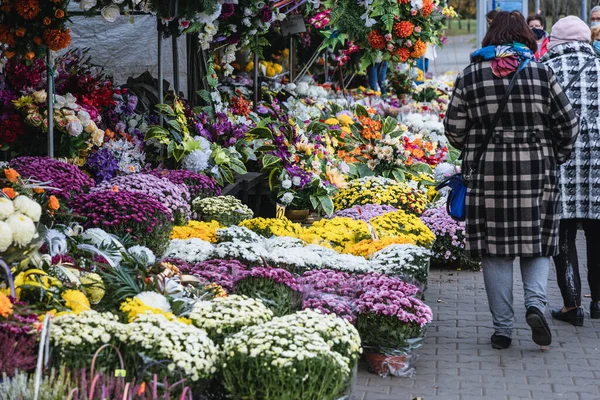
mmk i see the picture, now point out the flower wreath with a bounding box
[0,0,71,60]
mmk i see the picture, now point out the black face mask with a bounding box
[531,28,545,40]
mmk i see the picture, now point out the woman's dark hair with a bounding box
[527,14,546,29]
[486,10,498,21]
[482,11,538,52]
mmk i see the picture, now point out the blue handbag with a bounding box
[437,59,526,222]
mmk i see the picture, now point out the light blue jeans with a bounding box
[367,62,388,95]
[482,256,550,338]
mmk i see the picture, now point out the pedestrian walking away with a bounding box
[444,11,580,350]
[541,16,600,326]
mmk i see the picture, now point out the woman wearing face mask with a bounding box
[591,25,600,54]
[541,16,600,326]
[527,14,550,60]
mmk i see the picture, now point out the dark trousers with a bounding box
[553,219,600,307]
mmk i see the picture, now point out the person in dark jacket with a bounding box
[444,11,580,350]
[541,16,600,326]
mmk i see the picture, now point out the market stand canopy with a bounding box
[0,0,456,69]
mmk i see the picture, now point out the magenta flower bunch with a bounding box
[355,289,433,350]
[93,173,191,225]
[302,295,356,324]
[181,259,248,292]
[10,156,95,201]
[300,269,358,298]
[331,204,397,222]
[420,205,480,270]
[147,169,222,202]
[356,273,421,298]
[234,267,302,316]
[70,190,173,254]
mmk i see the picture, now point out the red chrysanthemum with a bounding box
[368,30,386,50]
[422,0,434,17]
[396,47,410,63]
[394,21,414,39]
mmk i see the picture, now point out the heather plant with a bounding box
[70,191,174,254]
[234,267,303,316]
[93,173,191,225]
[10,156,95,201]
[180,259,248,292]
[0,332,37,377]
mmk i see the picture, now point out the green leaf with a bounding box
[229,158,247,175]
[356,163,376,178]
[247,127,273,140]
[318,195,335,216]
[262,154,282,169]
[410,163,434,175]
[382,13,395,32]
[268,168,279,191]
[172,148,186,162]
[167,120,181,132]
[392,169,406,182]
[355,104,369,118]
[155,104,175,116]
[255,145,278,153]
[197,89,212,104]
[221,166,234,184]
[382,117,398,136]
[144,126,168,141]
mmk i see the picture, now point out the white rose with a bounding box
[101,5,121,22]
[6,213,36,247]
[77,110,91,127]
[91,129,105,147]
[13,195,42,222]
[84,120,98,134]
[281,180,292,189]
[0,221,12,252]
[281,192,294,205]
[0,197,14,220]
[112,0,125,4]
[32,90,47,103]
[79,0,97,11]
[66,120,83,137]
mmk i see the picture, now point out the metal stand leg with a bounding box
[47,51,54,158]
[253,52,259,112]
[172,34,180,95]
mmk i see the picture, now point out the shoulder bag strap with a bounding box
[465,58,528,179]
[563,57,595,93]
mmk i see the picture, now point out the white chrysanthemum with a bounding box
[134,291,172,312]
[128,245,156,265]
[0,221,13,252]
[183,149,211,173]
[13,195,42,222]
[5,213,36,247]
[0,197,15,220]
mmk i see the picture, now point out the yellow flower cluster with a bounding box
[171,220,222,242]
[333,178,428,216]
[0,292,13,318]
[442,6,459,18]
[240,217,303,238]
[344,236,416,257]
[407,172,438,202]
[301,218,372,251]
[120,297,190,324]
[61,290,91,314]
[370,210,435,248]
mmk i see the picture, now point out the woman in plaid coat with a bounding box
[541,16,600,326]
[444,11,580,350]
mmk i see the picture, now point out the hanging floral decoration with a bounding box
[0,0,71,60]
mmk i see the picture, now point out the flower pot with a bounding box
[366,353,409,377]
[284,209,309,223]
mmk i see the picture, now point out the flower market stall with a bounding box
[0,0,477,398]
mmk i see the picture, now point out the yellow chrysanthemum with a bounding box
[80,273,105,304]
[120,297,182,323]
[370,210,435,248]
[61,290,91,314]
[171,220,222,242]
[0,292,13,318]
[344,236,417,257]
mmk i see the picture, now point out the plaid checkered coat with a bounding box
[541,42,600,220]
[444,60,579,257]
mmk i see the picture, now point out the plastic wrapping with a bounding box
[364,337,425,378]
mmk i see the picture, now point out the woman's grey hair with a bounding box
[592,5,600,16]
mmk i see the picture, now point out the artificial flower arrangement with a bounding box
[92,173,192,226]
[192,195,254,227]
[421,205,481,270]
[189,294,274,344]
[145,97,247,185]
[221,313,352,400]
[333,176,428,216]
[0,0,71,60]
[323,0,450,68]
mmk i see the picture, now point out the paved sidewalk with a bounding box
[353,233,600,400]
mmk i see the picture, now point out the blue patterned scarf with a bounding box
[471,43,534,77]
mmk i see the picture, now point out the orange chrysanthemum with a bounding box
[0,24,16,47]
[33,36,42,46]
[25,51,35,60]
[15,0,41,20]
[422,0,434,17]
[410,39,427,58]
[55,9,65,18]
[48,195,60,212]
[0,292,13,318]
[368,30,386,50]
[4,168,19,183]
[394,21,414,39]
[15,27,27,38]
[396,47,410,62]
[2,187,16,199]
[43,28,71,51]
